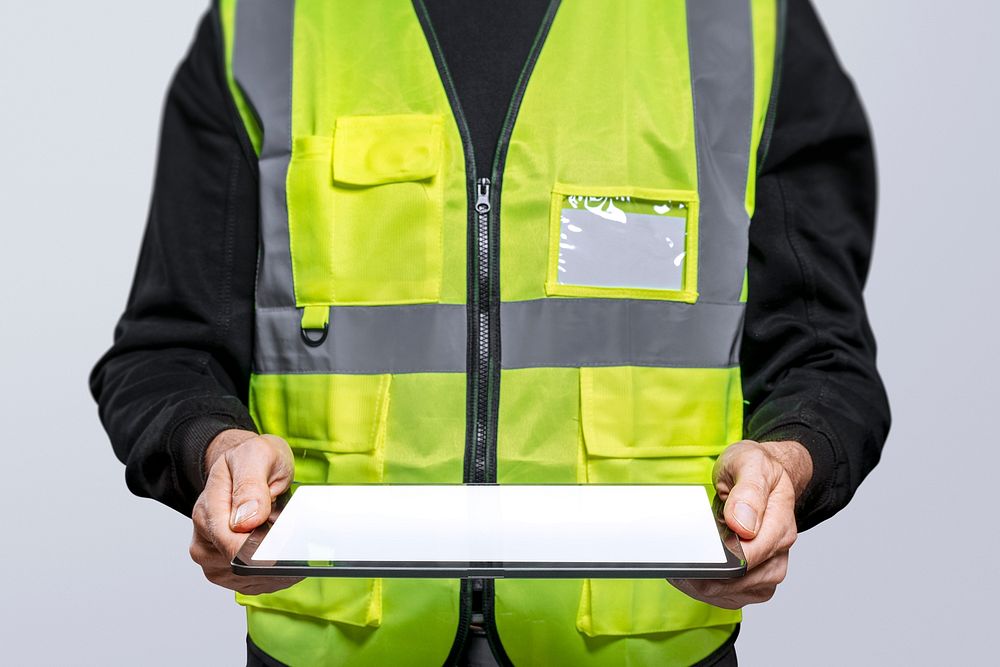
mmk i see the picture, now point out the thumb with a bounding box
[226,440,281,533]
[720,448,780,540]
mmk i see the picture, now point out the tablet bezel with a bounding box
[232,484,747,579]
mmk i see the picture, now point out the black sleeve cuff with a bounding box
[166,404,258,514]
[753,421,838,532]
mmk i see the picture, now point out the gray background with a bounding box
[0,1,995,664]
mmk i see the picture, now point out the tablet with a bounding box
[233,484,746,579]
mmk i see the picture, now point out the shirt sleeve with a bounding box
[742,0,891,531]
[89,8,260,516]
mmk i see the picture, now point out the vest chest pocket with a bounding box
[286,114,444,306]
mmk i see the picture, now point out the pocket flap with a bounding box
[251,374,391,455]
[239,578,382,628]
[333,114,442,185]
[577,579,739,637]
[580,366,738,460]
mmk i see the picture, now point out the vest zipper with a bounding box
[472,176,494,486]
[413,1,560,664]
[473,3,561,663]
[412,5,485,662]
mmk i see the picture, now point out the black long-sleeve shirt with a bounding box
[90,0,889,532]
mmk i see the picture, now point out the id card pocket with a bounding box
[545,184,698,302]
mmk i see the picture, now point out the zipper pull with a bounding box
[476,177,491,214]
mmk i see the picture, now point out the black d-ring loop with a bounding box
[300,322,329,347]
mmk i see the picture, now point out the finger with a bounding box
[234,577,304,596]
[268,504,283,524]
[718,446,782,539]
[670,579,752,610]
[192,530,304,594]
[205,562,302,594]
[260,434,295,496]
[203,558,302,594]
[670,552,788,599]
[732,551,789,591]
[189,531,216,567]
[226,437,288,532]
[738,476,797,568]
[190,528,250,576]
[197,462,248,559]
[696,583,777,610]
[669,551,790,608]
[666,577,703,604]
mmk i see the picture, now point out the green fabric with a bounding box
[494,367,743,664]
[246,579,461,667]
[299,305,329,331]
[489,1,766,658]
[332,114,443,185]
[220,0,778,664]
[284,1,467,306]
[286,115,447,306]
[244,370,466,665]
[580,367,743,461]
[748,0,779,218]
[498,1,700,303]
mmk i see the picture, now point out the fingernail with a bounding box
[733,502,758,534]
[232,500,259,526]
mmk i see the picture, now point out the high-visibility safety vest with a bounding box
[218,0,777,664]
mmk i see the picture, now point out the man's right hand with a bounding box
[189,429,301,595]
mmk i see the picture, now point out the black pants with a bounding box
[247,631,738,666]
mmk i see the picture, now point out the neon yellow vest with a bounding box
[219,0,778,664]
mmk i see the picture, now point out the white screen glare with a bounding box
[252,485,728,565]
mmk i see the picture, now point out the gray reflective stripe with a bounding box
[254,299,743,375]
[501,299,742,370]
[255,304,467,375]
[233,0,296,309]
[686,0,755,302]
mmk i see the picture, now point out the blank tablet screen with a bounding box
[251,485,729,566]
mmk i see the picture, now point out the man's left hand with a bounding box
[669,440,812,609]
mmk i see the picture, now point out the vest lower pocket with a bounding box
[250,373,392,485]
[237,577,382,628]
[286,114,444,306]
[580,366,743,484]
[244,373,392,627]
[576,365,743,636]
[579,365,742,482]
[577,579,739,637]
